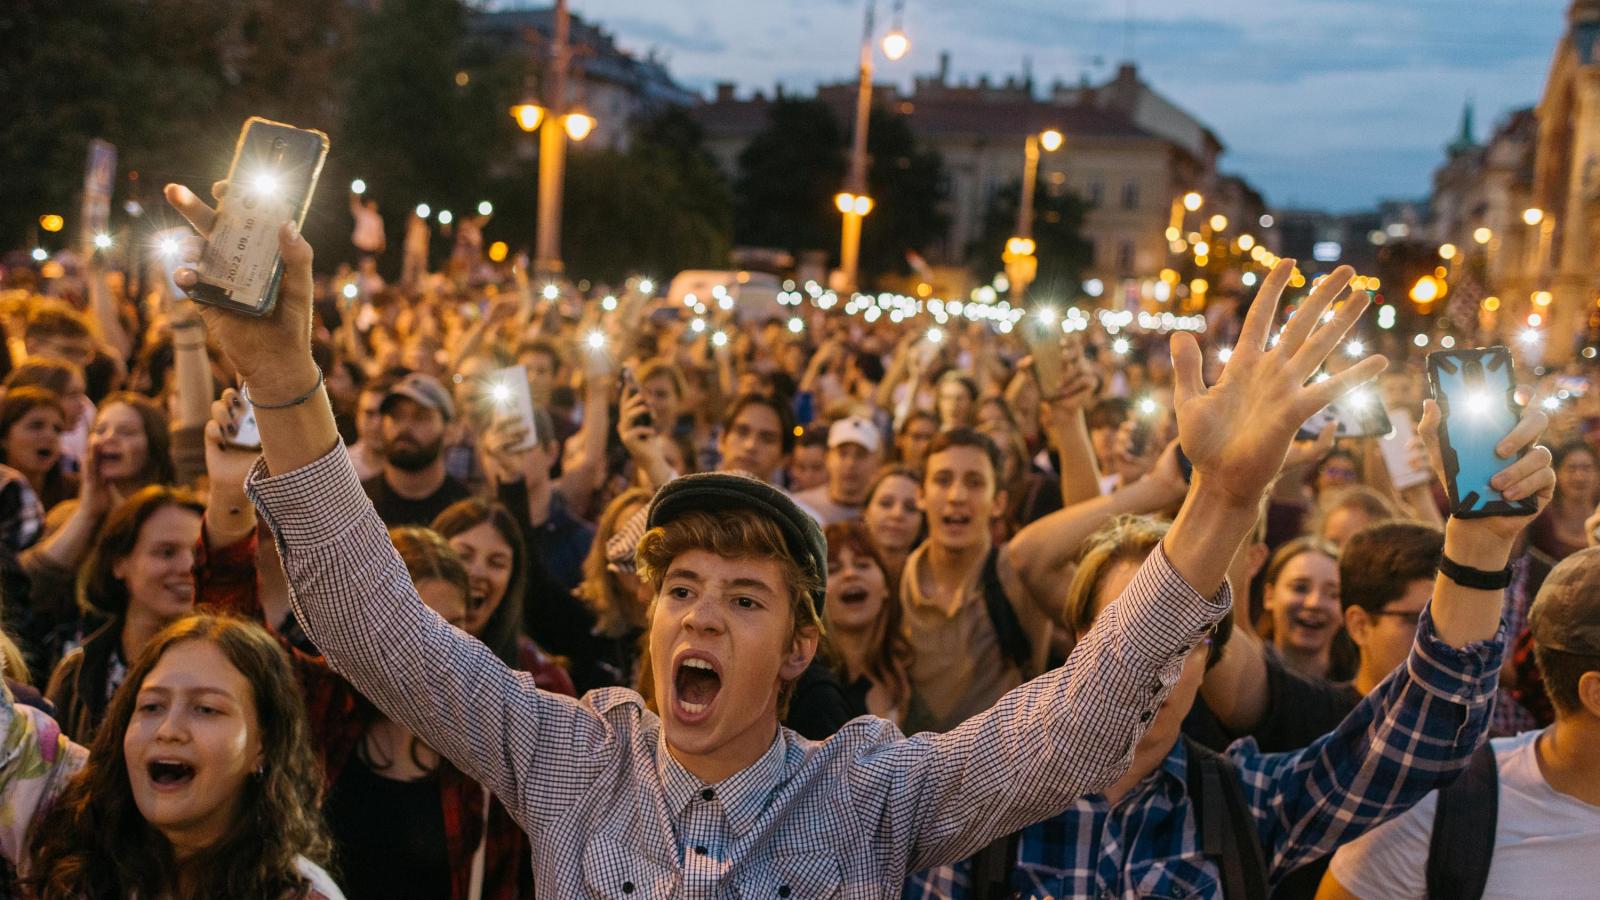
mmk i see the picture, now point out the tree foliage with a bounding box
[968,180,1095,295]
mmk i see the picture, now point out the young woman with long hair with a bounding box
[8,614,341,898]
[823,521,921,729]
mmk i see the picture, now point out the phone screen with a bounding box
[1427,347,1537,518]
[191,117,329,317]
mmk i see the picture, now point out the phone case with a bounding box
[191,117,329,317]
[1426,347,1537,519]
[489,365,539,453]
[1024,319,1063,396]
[229,398,262,451]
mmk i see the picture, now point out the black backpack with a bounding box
[979,547,1033,673]
[1425,741,1500,900]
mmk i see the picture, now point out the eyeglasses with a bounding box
[1370,609,1423,626]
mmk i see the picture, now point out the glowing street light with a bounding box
[1039,128,1064,152]
[1523,207,1545,226]
[835,192,875,216]
[563,111,596,142]
[511,102,545,133]
[38,214,64,233]
[881,28,910,60]
[1183,192,1204,212]
[1439,243,1458,261]
[1473,227,1492,245]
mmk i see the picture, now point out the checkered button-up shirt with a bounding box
[247,445,1230,898]
[905,606,1504,900]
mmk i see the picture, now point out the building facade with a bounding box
[695,58,1265,298]
[1430,0,1600,354]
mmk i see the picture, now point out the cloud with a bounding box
[608,15,729,54]
[589,0,1571,207]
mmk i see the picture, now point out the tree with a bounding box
[968,180,1094,297]
[732,99,948,287]
[732,98,845,256]
[858,109,948,281]
[542,108,732,285]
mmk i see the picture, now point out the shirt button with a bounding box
[1140,710,1153,722]
[695,845,708,855]
[622,882,635,894]
[779,887,791,898]
[701,788,715,801]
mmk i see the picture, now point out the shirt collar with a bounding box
[656,726,790,836]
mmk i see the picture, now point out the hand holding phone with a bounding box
[190,118,329,317]
[621,366,654,430]
[228,394,262,451]
[487,365,539,454]
[1426,347,1538,518]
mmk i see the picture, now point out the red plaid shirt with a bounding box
[197,530,574,900]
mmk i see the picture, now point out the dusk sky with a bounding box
[571,0,1568,211]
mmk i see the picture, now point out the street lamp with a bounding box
[1006,128,1063,299]
[836,0,909,293]
[1523,207,1545,226]
[563,109,596,142]
[1183,192,1204,212]
[510,101,545,133]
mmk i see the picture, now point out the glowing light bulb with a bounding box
[1345,340,1364,357]
[1112,337,1131,355]
[341,283,358,299]
[92,233,112,249]
[477,201,493,216]
[351,179,367,194]
[712,331,729,348]
[586,330,606,350]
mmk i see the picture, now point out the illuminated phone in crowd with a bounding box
[1426,346,1537,518]
[1025,318,1064,396]
[622,366,653,429]
[487,365,539,453]
[228,394,262,451]
[190,117,329,317]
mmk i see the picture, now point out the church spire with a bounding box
[1447,99,1478,155]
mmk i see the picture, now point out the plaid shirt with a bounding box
[247,444,1231,898]
[195,529,571,900]
[906,605,1504,900]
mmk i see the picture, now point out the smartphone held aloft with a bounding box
[189,117,329,317]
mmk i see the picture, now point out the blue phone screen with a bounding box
[1429,349,1531,517]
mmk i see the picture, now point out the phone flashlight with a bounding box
[489,382,513,407]
[601,295,618,312]
[690,318,707,334]
[477,201,493,216]
[1465,391,1494,417]
[250,171,281,197]
[341,283,358,300]
[1543,396,1561,411]
[1137,396,1159,417]
[416,203,431,219]
[351,178,367,194]
[788,317,804,334]
[712,331,729,348]
[927,327,945,345]
[93,233,113,250]
[1112,337,1131,355]
[156,236,180,259]
[638,278,654,295]
[585,330,606,351]
[542,284,560,301]
[1035,307,1058,327]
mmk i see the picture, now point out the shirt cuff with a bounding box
[1406,605,1506,707]
[244,441,370,550]
[1118,543,1234,667]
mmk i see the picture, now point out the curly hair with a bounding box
[28,614,332,899]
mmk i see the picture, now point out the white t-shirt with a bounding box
[1328,728,1600,899]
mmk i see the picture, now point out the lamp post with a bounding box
[1006,128,1062,299]
[836,0,909,294]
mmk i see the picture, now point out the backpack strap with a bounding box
[1426,741,1500,900]
[980,547,1033,673]
[968,830,1022,900]
[1184,737,1270,900]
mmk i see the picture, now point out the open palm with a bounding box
[1171,260,1387,508]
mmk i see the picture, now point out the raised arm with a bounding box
[163,181,616,838]
[855,260,1389,869]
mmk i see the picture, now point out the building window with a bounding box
[1121,182,1140,211]
[1088,180,1104,207]
[1117,240,1136,274]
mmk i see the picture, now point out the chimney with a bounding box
[715,81,736,103]
[938,51,950,84]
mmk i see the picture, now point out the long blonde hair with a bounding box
[576,489,653,637]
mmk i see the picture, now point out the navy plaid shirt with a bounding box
[907,607,1504,900]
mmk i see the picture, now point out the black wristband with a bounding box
[1438,554,1513,590]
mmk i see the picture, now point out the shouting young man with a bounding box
[166,181,1384,895]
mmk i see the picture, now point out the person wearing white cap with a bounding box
[791,416,885,526]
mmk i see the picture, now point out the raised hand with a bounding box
[1170,260,1386,510]
[164,181,318,403]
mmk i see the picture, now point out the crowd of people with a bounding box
[0,176,1593,900]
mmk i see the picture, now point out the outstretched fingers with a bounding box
[1238,259,1296,355]
[1289,287,1372,384]
[1277,266,1354,359]
[1303,355,1389,416]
